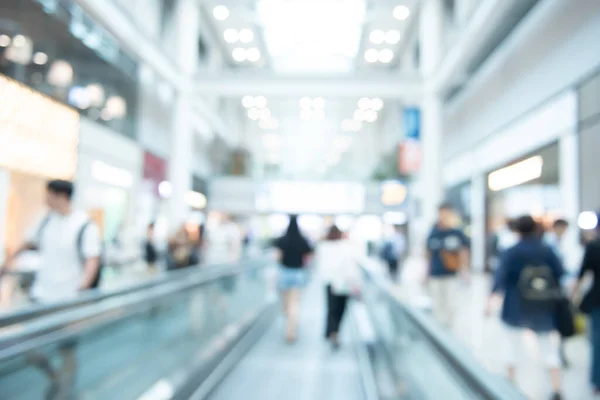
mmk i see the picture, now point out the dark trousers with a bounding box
[325,285,349,338]
[387,259,399,281]
[591,308,600,389]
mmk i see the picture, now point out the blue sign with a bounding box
[403,107,421,140]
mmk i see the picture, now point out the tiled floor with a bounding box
[394,257,594,400]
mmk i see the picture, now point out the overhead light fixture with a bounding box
[371,98,384,111]
[260,108,272,121]
[246,48,261,62]
[393,5,410,21]
[0,34,10,47]
[488,155,543,191]
[242,95,255,108]
[385,30,401,45]
[353,109,365,121]
[379,49,394,63]
[364,49,379,63]
[232,47,247,62]
[213,5,230,21]
[358,97,371,110]
[369,30,385,44]
[312,97,325,109]
[105,95,127,118]
[68,86,91,110]
[47,60,73,88]
[254,96,267,108]
[248,107,261,120]
[32,52,48,65]
[578,211,598,230]
[12,34,26,48]
[86,83,105,107]
[224,29,239,43]
[364,110,378,122]
[239,29,254,43]
[300,97,313,109]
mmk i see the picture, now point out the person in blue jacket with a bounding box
[490,215,564,400]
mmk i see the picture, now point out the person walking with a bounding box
[571,211,600,396]
[316,225,362,349]
[490,216,564,400]
[381,226,406,282]
[273,215,313,343]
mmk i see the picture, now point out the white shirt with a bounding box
[27,210,101,302]
[315,240,363,295]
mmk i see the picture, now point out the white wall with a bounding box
[0,169,9,264]
[444,0,600,161]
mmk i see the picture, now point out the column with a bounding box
[409,0,445,256]
[166,0,199,232]
[470,173,486,272]
[559,132,581,273]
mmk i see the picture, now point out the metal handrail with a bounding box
[0,259,271,361]
[361,265,523,400]
[0,260,252,327]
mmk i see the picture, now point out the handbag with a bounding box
[555,297,576,338]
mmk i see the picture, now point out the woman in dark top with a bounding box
[490,216,564,400]
[273,215,313,343]
[572,212,600,395]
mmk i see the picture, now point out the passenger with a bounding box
[144,222,159,272]
[380,226,406,282]
[316,225,362,349]
[425,203,470,328]
[571,212,600,396]
[273,215,313,343]
[166,225,197,270]
[490,216,564,400]
[0,180,101,303]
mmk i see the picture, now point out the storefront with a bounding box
[0,74,79,262]
[75,118,142,243]
[138,151,169,243]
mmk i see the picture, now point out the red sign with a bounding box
[143,152,167,196]
[398,139,422,175]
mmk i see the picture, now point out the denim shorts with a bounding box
[278,266,306,291]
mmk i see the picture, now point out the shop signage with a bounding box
[143,152,167,196]
[0,74,79,179]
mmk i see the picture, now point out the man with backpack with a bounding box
[1,180,102,303]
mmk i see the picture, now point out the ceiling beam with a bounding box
[194,72,424,102]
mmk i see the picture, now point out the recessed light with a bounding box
[312,97,325,109]
[358,98,371,110]
[242,95,254,108]
[248,108,261,120]
[393,5,410,21]
[0,34,10,47]
[254,96,267,108]
[12,34,26,48]
[246,48,261,62]
[371,98,384,111]
[385,30,401,45]
[213,5,230,21]
[379,49,394,63]
[365,110,378,122]
[364,49,379,63]
[239,29,254,43]
[33,52,48,65]
[224,29,239,43]
[232,47,247,62]
[300,97,312,109]
[369,30,385,44]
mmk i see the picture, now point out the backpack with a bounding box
[37,215,104,289]
[516,248,562,312]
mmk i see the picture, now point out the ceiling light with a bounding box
[378,49,394,63]
[300,109,312,120]
[358,97,371,110]
[105,96,127,118]
[365,110,378,122]
[12,34,26,48]
[86,84,105,107]
[0,35,10,47]
[239,29,254,43]
[300,97,312,109]
[246,48,261,62]
[224,29,239,43]
[314,109,325,120]
[254,96,267,108]
[248,107,261,120]
[385,30,401,45]
[260,108,272,121]
[393,5,410,20]
[32,52,48,65]
[47,60,73,88]
[578,211,598,230]
[353,109,365,121]
[312,97,325,109]
[488,155,543,191]
[232,47,247,62]
[369,30,385,44]
[364,49,379,63]
[242,95,255,108]
[213,5,230,21]
[371,98,384,111]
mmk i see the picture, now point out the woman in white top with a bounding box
[316,225,362,349]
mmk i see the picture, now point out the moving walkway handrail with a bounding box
[0,258,271,361]
[360,264,523,400]
[0,260,256,328]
